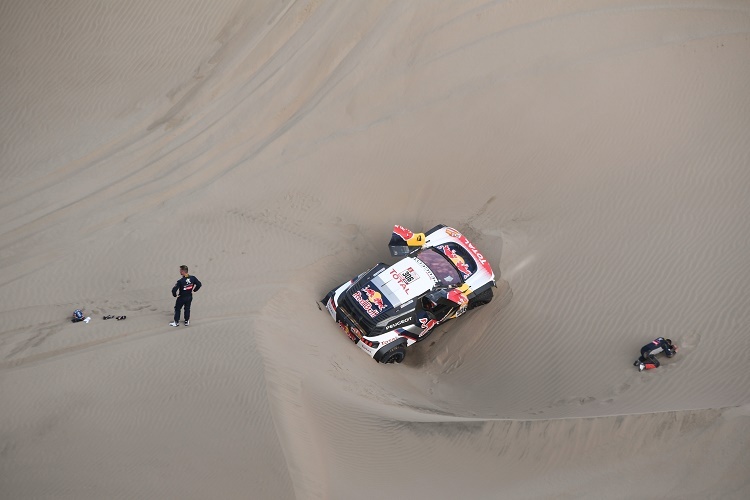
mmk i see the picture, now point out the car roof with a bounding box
[423,226,494,286]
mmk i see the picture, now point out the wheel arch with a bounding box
[373,337,408,363]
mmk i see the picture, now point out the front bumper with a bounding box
[322,282,381,358]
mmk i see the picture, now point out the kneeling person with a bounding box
[635,337,676,371]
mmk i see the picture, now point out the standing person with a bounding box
[170,265,202,327]
[634,337,676,371]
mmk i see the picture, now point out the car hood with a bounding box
[350,257,437,319]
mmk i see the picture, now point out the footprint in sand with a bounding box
[541,396,597,411]
[125,302,151,312]
[679,332,701,351]
[614,382,630,395]
[6,323,62,358]
[602,382,631,404]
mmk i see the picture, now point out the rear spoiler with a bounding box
[388,225,425,256]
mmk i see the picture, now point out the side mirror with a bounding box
[389,225,425,256]
[446,288,469,307]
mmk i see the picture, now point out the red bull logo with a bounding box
[393,225,414,241]
[353,285,387,318]
[419,316,438,336]
[440,245,472,277]
[447,288,468,306]
[365,286,385,310]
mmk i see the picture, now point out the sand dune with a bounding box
[1,1,750,498]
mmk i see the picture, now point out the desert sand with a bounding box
[1,1,750,498]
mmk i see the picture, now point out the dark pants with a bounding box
[174,295,193,322]
[638,348,660,368]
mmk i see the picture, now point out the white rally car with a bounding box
[321,224,496,364]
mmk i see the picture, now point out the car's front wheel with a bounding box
[468,288,493,310]
[380,345,406,364]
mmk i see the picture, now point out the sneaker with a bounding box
[184,320,189,326]
[169,322,179,327]
[638,363,645,372]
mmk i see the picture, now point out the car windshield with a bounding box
[414,248,462,287]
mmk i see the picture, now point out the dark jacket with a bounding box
[172,275,202,297]
[641,337,674,358]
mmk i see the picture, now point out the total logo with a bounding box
[390,267,418,294]
[463,239,489,267]
[379,336,398,348]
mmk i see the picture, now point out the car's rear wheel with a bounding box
[380,345,406,364]
[468,288,493,310]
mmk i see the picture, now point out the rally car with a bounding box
[321,224,495,364]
